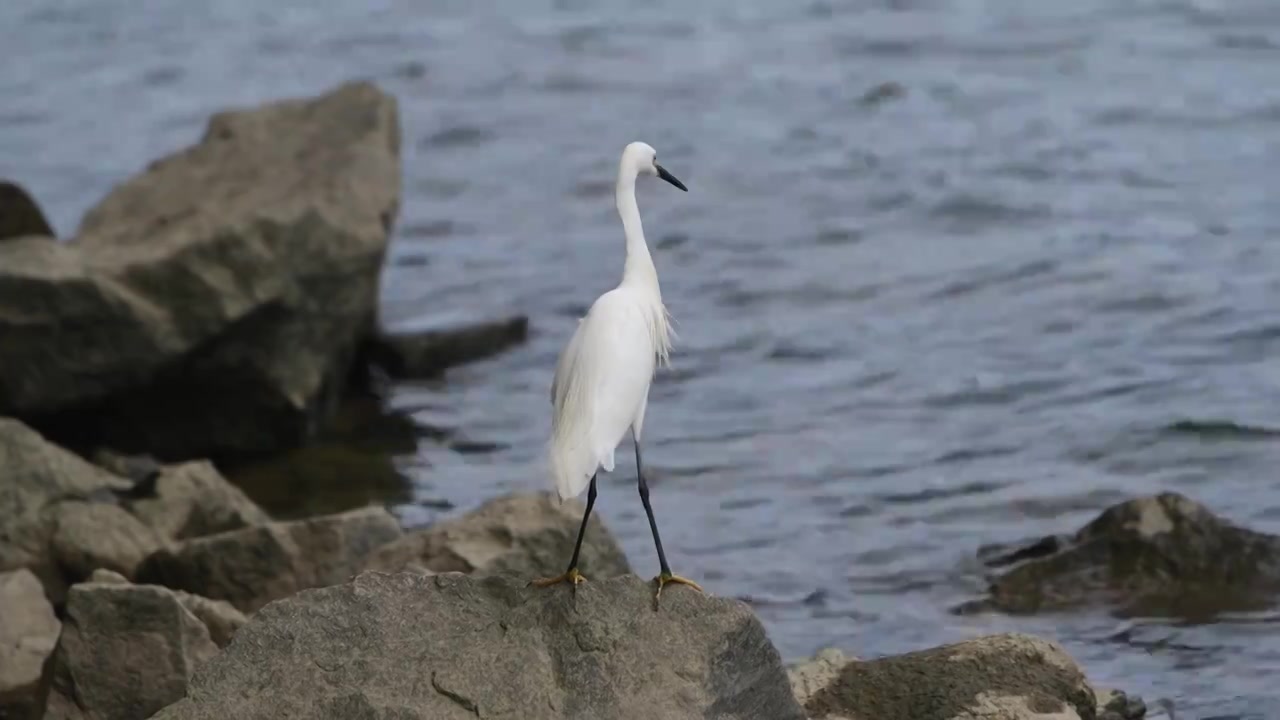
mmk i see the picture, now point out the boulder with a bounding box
[974,492,1280,616]
[788,648,856,707]
[0,179,56,241]
[0,418,131,602]
[800,633,1097,720]
[50,501,163,580]
[362,492,630,581]
[87,569,247,649]
[0,80,402,462]
[137,506,403,613]
[149,572,807,720]
[122,460,270,540]
[0,569,60,719]
[364,314,530,378]
[44,581,220,720]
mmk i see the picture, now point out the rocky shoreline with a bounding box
[4,79,1267,719]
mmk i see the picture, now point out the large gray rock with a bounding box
[974,492,1280,616]
[137,506,403,613]
[362,492,630,581]
[0,80,401,462]
[0,569,60,719]
[799,633,1097,720]
[44,581,220,720]
[149,572,806,720]
[0,418,131,602]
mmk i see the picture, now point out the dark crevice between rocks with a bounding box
[430,672,480,717]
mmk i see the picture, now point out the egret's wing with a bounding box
[547,291,655,500]
[550,317,585,406]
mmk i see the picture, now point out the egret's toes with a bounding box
[652,572,703,608]
[528,567,588,589]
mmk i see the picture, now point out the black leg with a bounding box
[564,475,597,573]
[635,443,672,576]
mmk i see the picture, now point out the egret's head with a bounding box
[622,141,687,192]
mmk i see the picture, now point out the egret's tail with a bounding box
[548,434,601,502]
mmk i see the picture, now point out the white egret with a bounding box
[530,141,700,605]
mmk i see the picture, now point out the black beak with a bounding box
[655,163,687,192]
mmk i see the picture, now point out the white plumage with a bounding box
[548,141,681,501]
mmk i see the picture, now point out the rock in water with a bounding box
[800,633,1097,720]
[44,581,221,720]
[363,492,631,580]
[0,569,60,719]
[364,314,530,378]
[0,80,401,462]
[0,179,56,240]
[137,506,403,613]
[977,492,1280,616]
[149,572,807,720]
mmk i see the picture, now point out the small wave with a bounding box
[1161,420,1280,440]
[928,193,1049,230]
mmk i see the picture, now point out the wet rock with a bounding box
[788,648,857,707]
[978,492,1280,616]
[802,633,1096,720]
[149,571,806,720]
[44,581,219,720]
[1096,688,1146,720]
[0,179,55,241]
[365,314,530,378]
[0,80,401,462]
[86,569,247,649]
[123,460,270,540]
[50,501,163,581]
[0,418,131,602]
[138,506,403,613]
[0,569,60,719]
[362,492,630,581]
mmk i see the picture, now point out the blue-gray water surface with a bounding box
[5,1,1280,716]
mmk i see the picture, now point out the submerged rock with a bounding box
[362,492,630,581]
[0,568,60,719]
[365,314,530,378]
[975,492,1280,616]
[0,80,401,462]
[137,506,403,613]
[44,580,220,720]
[149,572,807,720]
[800,633,1097,720]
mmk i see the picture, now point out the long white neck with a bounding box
[617,173,659,289]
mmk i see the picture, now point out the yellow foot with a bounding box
[527,567,588,589]
[652,572,703,607]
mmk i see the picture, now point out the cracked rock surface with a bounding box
[148,571,806,720]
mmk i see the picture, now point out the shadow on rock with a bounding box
[962,492,1280,618]
[0,179,56,241]
[149,572,807,720]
